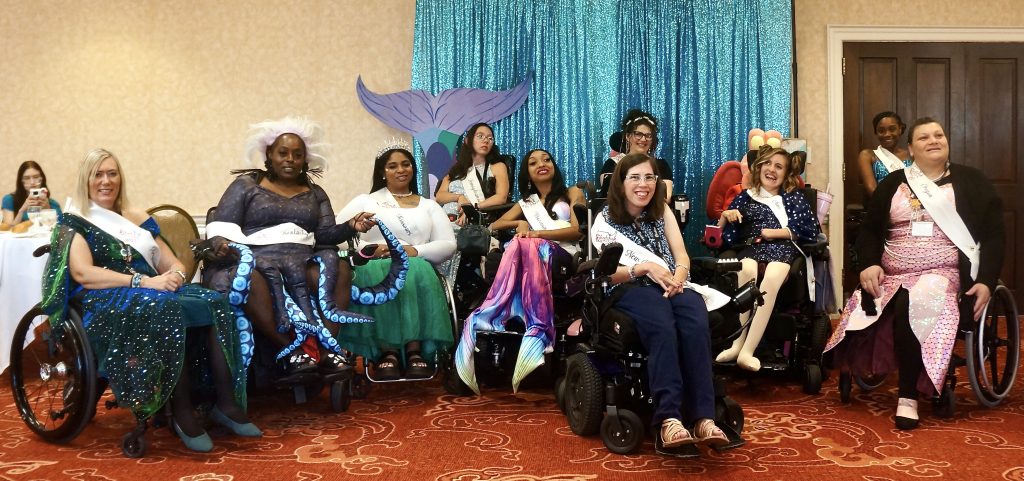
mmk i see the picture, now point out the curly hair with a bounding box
[749,146,800,194]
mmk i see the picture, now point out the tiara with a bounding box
[625,115,657,127]
[375,137,412,159]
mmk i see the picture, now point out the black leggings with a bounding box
[888,288,925,399]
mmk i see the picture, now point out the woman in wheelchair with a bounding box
[204,117,376,378]
[825,118,1005,430]
[434,122,511,225]
[597,109,673,199]
[714,146,820,371]
[335,144,456,381]
[43,148,258,452]
[454,149,583,394]
[590,153,728,451]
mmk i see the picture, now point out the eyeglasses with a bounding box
[630,131,654,140]
[624,174,659,184]
[474,133,494,142]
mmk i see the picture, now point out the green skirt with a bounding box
[338,257,454,366]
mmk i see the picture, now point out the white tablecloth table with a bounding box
[0,233,50,374]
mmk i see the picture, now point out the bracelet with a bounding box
[130,273,143,288]
[628,263,638,280]
[675,264,690,271]
[173,270,187,283]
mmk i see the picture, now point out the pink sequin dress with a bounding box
[826,183,959,394]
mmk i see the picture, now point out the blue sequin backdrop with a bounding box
[411,0,792,249]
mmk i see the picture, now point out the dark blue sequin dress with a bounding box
[721,190,819,263]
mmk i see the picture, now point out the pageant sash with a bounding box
[84,202,160,270]
[591,211,669,271]
[905,163,980,280]
[206,221,315,246]
[369,189,415,241]
[462,163,488,204]
[520,194,577,255]
[591,211,728,309]
[873,146,907,174]
[746,188,815,302]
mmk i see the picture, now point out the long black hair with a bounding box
[445,123,502,182]
[370,148,419,194]
[11,160,49,213]
[518,149,568,219]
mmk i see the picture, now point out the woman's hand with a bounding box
[641,262,684,298]
[455,212,467,226]
[457,195,471,206]
[859,265,885,298]
[516,230,541,239]
[372,244,390,259]
[142,272,182,292]
[514,220,530,236]
[347,212,376,233]
[720,209,743,225]
[965,283,992,321]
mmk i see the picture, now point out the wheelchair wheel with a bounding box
[933,377,956,418]
[564,353,603,436]
[714,396,744,434]
[855,373,888,391]
[9,305,97,444]
[803,364,823,395]
[121,431,148,458]
[600,409,644,454]
[966,284,1019,408]
[555,376,567,414]
[838,372,852,403]
[329,378,351,413]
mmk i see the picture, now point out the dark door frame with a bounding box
[824,25,1024,305]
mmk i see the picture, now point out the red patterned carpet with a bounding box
[2,367,1024,481]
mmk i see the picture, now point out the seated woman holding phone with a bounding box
[3,160,62,225]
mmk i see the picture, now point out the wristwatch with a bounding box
[131,273,143,288]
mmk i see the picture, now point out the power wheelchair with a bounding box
[837,283,1019,417]
[704,159,833,394]
[556,241,758,455]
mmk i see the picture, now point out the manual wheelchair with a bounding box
[9,205,212,457]
[837,282,1019,417]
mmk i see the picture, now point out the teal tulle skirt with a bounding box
[337,257,454,365]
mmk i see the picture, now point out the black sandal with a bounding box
[405,351,432,379]
[284,351,318,376]
[375,352,401,381]
[319,351,353,374]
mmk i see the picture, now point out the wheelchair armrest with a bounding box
[692,256,742,273]
[461,202,515,225]
[797,236,829,258]
[33,244,52,257]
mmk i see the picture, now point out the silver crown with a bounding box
[375,137,412,159]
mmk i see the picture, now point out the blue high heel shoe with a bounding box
[172,420,213,452]
[211,406,263,437]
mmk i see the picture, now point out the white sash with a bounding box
[368,190,415,241]
[519,194,578,255]
[873,146,907,174]
[206,221,314,246]
[905,163,980,280]
[462,163,487,204]
[746,189,816,302]
[591,211,729,310]
[83,202,161,270]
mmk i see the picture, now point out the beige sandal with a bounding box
[693,418,729,447]
[660,418,695,448]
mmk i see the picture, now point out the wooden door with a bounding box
[843,42,1024,305]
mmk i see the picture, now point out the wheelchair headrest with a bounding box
[706,161,744,220]
[595,243,622,277]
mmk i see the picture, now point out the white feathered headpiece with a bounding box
[244,116,330,172]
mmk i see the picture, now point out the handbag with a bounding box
[457,224,491,257]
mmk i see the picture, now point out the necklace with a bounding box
[388,189,414,198]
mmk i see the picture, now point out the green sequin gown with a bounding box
[41,213,246,420]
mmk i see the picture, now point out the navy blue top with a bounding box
[722,190,819,263]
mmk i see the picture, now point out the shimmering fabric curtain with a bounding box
[412,0,792,247]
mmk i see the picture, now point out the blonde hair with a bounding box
[749,146,800,193]
[73,148,130,216]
